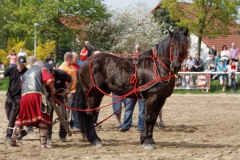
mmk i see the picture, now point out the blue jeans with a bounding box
[122,98,145,131]
[67,92,80,130]
[112,93,132,116]
[9,64,16,67]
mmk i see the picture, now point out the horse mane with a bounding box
[141,36,170,58]
[142,28,188,58]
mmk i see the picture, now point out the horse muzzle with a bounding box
[170,62,181,73]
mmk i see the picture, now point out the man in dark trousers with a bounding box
[0,56,28,142]
[44,63,73,143]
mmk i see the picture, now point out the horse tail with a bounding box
[76,69,87,135]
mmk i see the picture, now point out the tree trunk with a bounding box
[197,26,203,56]
[197,36,202,56]
[54,39,58,63]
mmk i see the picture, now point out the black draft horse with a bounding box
[76,28,189,149]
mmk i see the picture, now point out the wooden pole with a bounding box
[49,98,72,136]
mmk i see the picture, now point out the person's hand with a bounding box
[67,93,72,99]
[51,88,56,96]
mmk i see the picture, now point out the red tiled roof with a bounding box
[202,27,240,52]
[60,16,86,30]
[151,2,240,52]
[60,16,87,40]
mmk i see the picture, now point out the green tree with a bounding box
[36,40,56,62]
[153,6,178,34]
[162,0,240,55]
[0,0,110,61]
[0,38,30,66]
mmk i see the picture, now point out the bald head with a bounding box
[28,56,37,65]
[72,52,78,58]
[64,52,73,61]
[63,52,73,65]
[72,52,79,64]
[34,61,44,66]
[85,41,89,46]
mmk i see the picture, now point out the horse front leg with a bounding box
[141,97,166,149]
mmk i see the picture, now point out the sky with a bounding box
[103,0,160,11]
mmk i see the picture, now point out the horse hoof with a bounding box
[142,143,156,149]
[91,141,102,147]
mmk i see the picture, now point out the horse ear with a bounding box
[168,29,173,38]
[184,28,189,36]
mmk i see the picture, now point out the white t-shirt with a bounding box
[17,52,27,57]
[220,50,229,60]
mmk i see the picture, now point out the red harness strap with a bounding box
[130,55,140,98]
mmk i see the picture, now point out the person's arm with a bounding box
[48,82,56,95]
[0,74,5,81]
[62,71,73,91]
[207,60,210,67]
[199,59,203,67]
[0,67,11,81]
[220,51,224,57]
[238,49,240,60]
[224,66,228,72]
[66,80,73,91]
[213,60,217,66]
[217,66,220,72]
[42,68,56,95]
[6,55,10,60]
[193,60,198,68]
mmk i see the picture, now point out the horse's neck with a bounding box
[156,42,171,74]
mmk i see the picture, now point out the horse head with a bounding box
[169,28,189,74]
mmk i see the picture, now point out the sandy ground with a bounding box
[0,91,240,160]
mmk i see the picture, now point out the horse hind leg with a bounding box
[85,94,104,147]
[86,113,102,146]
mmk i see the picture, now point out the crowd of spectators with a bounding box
[180,43,239,92]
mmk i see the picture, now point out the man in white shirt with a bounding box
[186,55,194,71]
[17,47,27,57]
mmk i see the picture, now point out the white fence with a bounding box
[178,72,240,75]
[176,71,240,92]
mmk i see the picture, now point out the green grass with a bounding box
[0,77,9,90]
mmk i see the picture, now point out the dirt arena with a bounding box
[0,91,240,160]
